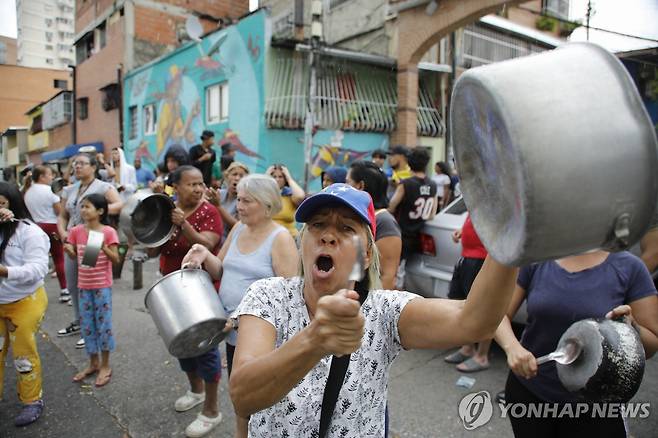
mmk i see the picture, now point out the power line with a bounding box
[517,5,658,44]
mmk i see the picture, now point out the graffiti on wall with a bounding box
[266,129,389,192]
[123,11,266,171]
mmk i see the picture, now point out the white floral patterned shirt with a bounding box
[235,276,419,438]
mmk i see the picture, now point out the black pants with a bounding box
[504,372,627,438]
[448,257,485,300]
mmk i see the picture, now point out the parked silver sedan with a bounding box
[404,197,467,299]
[404,196,527,323]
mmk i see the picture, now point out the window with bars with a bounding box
[205,83,229,125]
[129,106,138,139]
[460,24,547,68]
[144,104,157,135]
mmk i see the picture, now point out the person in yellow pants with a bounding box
[0,182,50,427]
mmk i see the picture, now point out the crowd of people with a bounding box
[0,132,656,438]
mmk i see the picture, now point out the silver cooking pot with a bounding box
[119,189,175,247]
[145,268,227,358]
[451,42,658,265]
[556,318,645,403]
[81,229,104,268]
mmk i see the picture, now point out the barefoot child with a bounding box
[64,193,119,387]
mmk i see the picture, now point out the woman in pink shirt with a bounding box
[65,193,119,387]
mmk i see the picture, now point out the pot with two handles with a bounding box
[145,268,228,359]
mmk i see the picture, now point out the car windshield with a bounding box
[443,197,466,215]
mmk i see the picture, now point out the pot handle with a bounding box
[179,264,203,283]
[198,328,225,350]
[612,213,631,248]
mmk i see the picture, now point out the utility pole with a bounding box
[302,1,323,192]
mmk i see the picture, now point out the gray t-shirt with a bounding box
[375,209,401,241]
[62,179,113,229]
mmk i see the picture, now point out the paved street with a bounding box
[1,258,657,437]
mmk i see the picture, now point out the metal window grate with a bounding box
[460,24,548,68]
[265,50,444,137]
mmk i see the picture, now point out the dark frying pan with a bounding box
[553,318,645,403]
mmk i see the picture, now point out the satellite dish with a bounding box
[185,15,203,42]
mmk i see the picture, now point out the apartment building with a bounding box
[16,0,75,69]
[0,36,18,65]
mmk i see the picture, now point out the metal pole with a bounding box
[70,64,76,144]
[303,49,316,192]
[117,65,123,146]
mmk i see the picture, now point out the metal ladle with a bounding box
[536,339,582,366]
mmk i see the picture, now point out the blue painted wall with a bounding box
[122,9,389,191]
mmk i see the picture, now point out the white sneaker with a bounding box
[59,290,71,303]
[175,391,205,412]
[76,338,85,349]
[185,412,222,437]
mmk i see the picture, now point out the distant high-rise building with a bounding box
[16,0,75,69]
[0,36,18,65]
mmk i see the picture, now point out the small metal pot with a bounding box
[119,189,175,247]
[451,42,658,265]
[81,230,104,268]
[145,268,227,358]
[51,177,65,195]
[556,318,645,403]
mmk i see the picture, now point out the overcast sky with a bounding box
[569,0,658,52]
[1,0,656,52]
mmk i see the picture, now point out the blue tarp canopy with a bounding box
[41,142,103,162]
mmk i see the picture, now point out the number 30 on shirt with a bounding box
[409,197,435,220]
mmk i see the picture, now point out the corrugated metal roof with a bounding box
[265,49,444,137]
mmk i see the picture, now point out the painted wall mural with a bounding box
[122,9,389,192]
[123,10,267,171]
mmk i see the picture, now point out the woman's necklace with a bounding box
[74,180,93,207]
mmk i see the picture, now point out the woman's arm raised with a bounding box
[398,256,518,350]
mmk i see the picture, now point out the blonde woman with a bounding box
[267,164,305,238]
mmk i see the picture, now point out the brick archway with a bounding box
[393,0,524,146]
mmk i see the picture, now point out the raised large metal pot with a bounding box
[145,268,227,358]
[119,189,175,247]
[556,318,645,403]
[451,42,658,265]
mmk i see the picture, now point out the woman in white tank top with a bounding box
[182,174,298,438]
